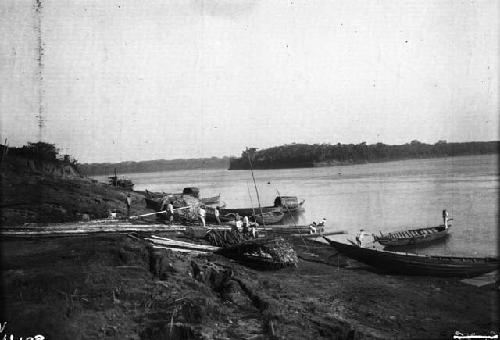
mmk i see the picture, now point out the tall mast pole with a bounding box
[246,147,265,226]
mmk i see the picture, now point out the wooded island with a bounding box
[229,141,499,170]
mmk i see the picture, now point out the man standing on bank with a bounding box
[126,194,132,217]
[214,206,221,225]
[199,205,206,227]
[167,201,174,224]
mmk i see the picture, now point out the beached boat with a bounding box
[262,224,325,235]
[144,196,162,211]
[144,187,210,211]
[253,211,285,225]
[324,238,499,277]
[215,237,298,269]
[200,194,221,205]
[373,225,451,247]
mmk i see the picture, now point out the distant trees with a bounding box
[78,156,230,176]
[228,141,499,170]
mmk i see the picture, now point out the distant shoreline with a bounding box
[77,141,499,175]
[228,141,499,170]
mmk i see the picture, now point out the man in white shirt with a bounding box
[167,201,174,224]
[235,214,242,232]
[442,209,452,229]
[243,215,249,233]
[199,206,206,227]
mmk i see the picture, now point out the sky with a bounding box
[0,0,498,163]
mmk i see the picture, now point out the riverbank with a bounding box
[1,233,497,339]
[0,155,150,226]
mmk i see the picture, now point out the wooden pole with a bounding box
[246,181,256,217]
[246,147,265,226]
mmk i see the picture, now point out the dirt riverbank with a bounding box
[1,234,497,340]
[0,157,149,226]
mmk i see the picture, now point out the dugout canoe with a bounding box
[373,225,451,247]
[261,224,325,235]
[220,206,282,216]
[324,238,499,277]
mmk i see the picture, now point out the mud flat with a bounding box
[1,233,497,340]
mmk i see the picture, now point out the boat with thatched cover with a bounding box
[324,238,499,277]
[373,224,451,247]
[200,194,221,205]
[273,196,305,213]
[220,196,305,216]
[216,237,298,269]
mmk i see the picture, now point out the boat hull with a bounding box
[200,194,221,205]
[374,225,450,247]
[254,211,285,225]
[326,239,499,277]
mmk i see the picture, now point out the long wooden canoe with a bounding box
[261,224,325,235]
[324,238,499,277]
[373,225,451,247]
[220,206,282,216]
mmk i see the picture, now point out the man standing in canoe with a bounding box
[355,229,371,247]
[442,209,452,229]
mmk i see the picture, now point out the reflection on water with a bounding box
[97,154,498,257]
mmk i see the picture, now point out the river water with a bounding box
[103,154,498,257]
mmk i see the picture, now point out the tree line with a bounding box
[5,141,78,165]
[79,157,230,176]
[229,141,499,170]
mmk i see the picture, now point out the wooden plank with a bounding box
[147,236,220,252]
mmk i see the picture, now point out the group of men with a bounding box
[232,214,257,238]
[308,217,327,234]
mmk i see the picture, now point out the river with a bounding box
[100,154,498,257]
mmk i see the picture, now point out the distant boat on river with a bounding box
[108,169,134,190]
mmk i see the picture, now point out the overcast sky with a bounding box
[1,0,498,163]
